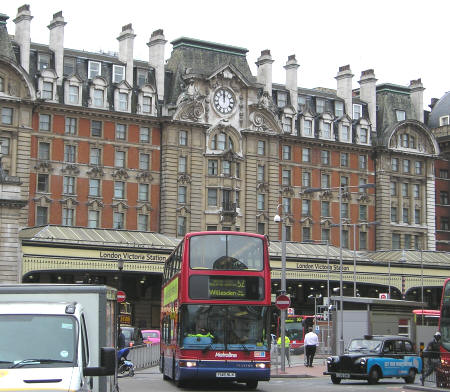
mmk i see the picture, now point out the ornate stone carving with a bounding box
[87,166,104,178]
[136,171,153,182]
[61,164,80,175]
[34,161,53,172]
[112,168,129,179]
[178,173,191,184]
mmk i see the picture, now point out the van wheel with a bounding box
[246,380,258,389]
[368,367,380,384]
[331,375,341,384]
[404,368,416,384]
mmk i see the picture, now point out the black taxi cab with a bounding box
[324,335,422,384]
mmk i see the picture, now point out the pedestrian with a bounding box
[277,334,291,367]
[118,328,125,349]
[421,331,441,384]
[304,327,319,367]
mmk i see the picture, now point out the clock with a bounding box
[213,88,235,114]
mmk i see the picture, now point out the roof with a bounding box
[428,91,450,129]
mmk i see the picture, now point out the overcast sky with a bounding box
[5,0,449,110]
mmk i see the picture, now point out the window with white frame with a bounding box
[321,150,330,165]
[140,127,150,143]
[403,208,409,223]
[42,81,53,100]
[114,181,125,199]
[282,169,291,186]
[341,124,350,142]
[392,157,399,171]
[283,145,291,160]
[63,176,75,194]
[208,188,217,206]
[88,210,100,228]
[302,199,311,216]
[178,156,186,173]
[335,101,344,117]
[322,122,332,139]
[88,61,101,79]
[118,92,128,111]
[440,115,450,126]
[208,160,218,175]
[341,152,349,167]
[39,114,51,131]
[1,108,13,125]
[143,96,152,113]
[137,69,148,87]
[257,194,265,210]
[116,124,126,140]
[115,151,125,168]
[360,231,367,250]
[341,203,349,219]
[38,142,50,160]
[302,147,311,162]
[64,144,76,163]
[322,228,330,242]
[179,130,187,146]
[113,212,124,229]
[138,183,149,201]
[222,161,231,176]
[38,53,50,70]
[139,153,149,170]
[302,171,311,187]
[93,89,104,107]
[113,65,125,83]
[89,179,100,197]
[404,234,412,249]
[303,119,313,137]
[392,233,401,249]
[65,117,77,135]
[321,173,330,189]
[340,175,349,190]
[441,191,449,205]
[277,91,287,107]
[282,197,291,214]
[36,206,48,225]
[138,214,148,231]
[359,204,367,221]
[415,161,423,175]
[403,159,410,173]
[359,155,367,169]
[353,104,362,120]
[0,137,10,155]
[91,120,102,137]
[37,173,49,192]
[316,98,325,114]
[396,110,406,121]
[359,127,368,144]
[297,95,306,110]
[68,85,79,104]
[282,116,292,133]
[90,147,101,165]
[178,186,187,204]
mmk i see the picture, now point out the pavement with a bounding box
[270,353,327,378]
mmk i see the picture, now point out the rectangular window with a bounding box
[322,122,331,138]
[138,214,148,231]
[42,82,53,99]
[139,153,149,170]
[37,173,49,192]
[177,216,186,236]
[302,147,311,162]
[257,222,265,235]
[359,231,367,250]
[342,230,349,248]
[64,145,76,163]
[0,137,10,155]
[88,210,100,228]
[359,204,367,221]
[138,183,149,201]
[38,53,50,70]
[402,183,409,197]
[65,117,77,135]
[179,130,187,146]
[321,201,330,217]
[91,120,102,137]
[321,173,330,189]
[302,171,311,187]
[359,155,367,169]
[340,153,349,167]
[303,119,312,136]
[63,57,75,76]
[62,208,74,226]
[403,208,409,223]
[282,117,292,133]
[236,190,240,208]
[178,156,186,173]
[222,161,231,176]
[88,61,101,79]
[302,227,311,241]
[138,95,150,114]
[403,159,410,173]
[391,206,397,222]
[321,150,330,165]
[208,188,217,206]
[114,182,125,199]
[392,158,399,172]
[277,91,287,107]
[297,95,306,109]
[68,85,79,104]
[257,165,265,182]
[413,184,420,198]
[257,140,265,155]
[353,104,362,120]
[415,161,423,175]
[283,145,291,160]
[115,151,126,168]
[113,212,124,229]
[322,228,330,242]
[63,176,75,194]
[137,69,147,87]
[257,194,265,210]
[341,125,350,142]
[439,169,448,179]
[118,92,128,111]
[36,206,48,226]
[93,89,104,107]
[208,160,218,175]
[113,65,125,83]
[316,98,325,114]
[392,233,401,249]
[391,182,397,196]
[285,226,291,241]
[396,110,406,121]
[415,209,421,224]
[341,203,349,219]
[442,217,450,231]
[89,179,100,197]
[282,197,291,214]
[116,124,126,140]
[39,114,51,131]
[440,115,450,126]
[441,191,449,205]
[236,162,240,178]
[90,148,101,165]
[139,127,150,143]
[178,186,186,204]
[302,199,311,216]
[404,234,411,249]
[335,101,344,117]
[282,169,291,186]
[38,142,50,160]
[360,128,368,144]
[1,108,13,124]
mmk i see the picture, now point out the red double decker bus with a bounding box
[277,312,315,354]
[160,231,272,389]
[439,278,450,385]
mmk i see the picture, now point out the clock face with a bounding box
[214,88,235,114]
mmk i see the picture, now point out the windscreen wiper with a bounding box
[10,359,72,368]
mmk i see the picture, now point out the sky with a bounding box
[4,0,449,110]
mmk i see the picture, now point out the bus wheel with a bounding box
[368,367,380,384]
[331,375,341,384]
[246,380,258,389]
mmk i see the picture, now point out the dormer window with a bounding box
[316,98,325,114]
[118,92,128,111]
[94,89,104,107]
[401,133,415,149]
[137,69,148,87]
[359,127,368,144]
[277,91,288,108]
[396,110,406,121]
[143,96,152,113]
[212,132,234,151]
[322,122,331,139]
[113,65,125,83]
[68,85,79,104]
[303,119,313,137]
[63,57,75,76]
[42,82,53,100]
[138,85,157,116]
[335,101,344,117]
[38,53,50,71]
[341,124,350,142]
[88,61,101,79]
[353,104,362,120]
[282,116,292,133]
[297,95,306,110]
[440,115,449,126]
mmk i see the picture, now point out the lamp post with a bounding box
[308,293,322,327]
[303,182,375,355]
[274,204,287,372]
[117,259,124,348]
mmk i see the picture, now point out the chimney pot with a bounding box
[261,49,271,56]
[122,23,132,32]
[339,64,350,72]
[18,4,30,13]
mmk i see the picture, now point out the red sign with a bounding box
[117,290,126,303]
[275,294,291,310]
[379,293,389,300]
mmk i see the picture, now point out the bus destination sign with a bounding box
[209,278,246,298]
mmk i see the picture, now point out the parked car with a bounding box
[324,335,422,385]
[141,329,160,344]
[121,326,143,347]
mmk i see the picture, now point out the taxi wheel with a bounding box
[404,368,416,384]
[331,375,342,384]
[368,367,380,384]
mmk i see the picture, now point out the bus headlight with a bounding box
[179,360,197,367]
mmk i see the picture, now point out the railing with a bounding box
[421,350,449,388]
[128,343,160,369]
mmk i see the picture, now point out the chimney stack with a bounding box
[117,23,135,85]
[255,49,274,94]
[335,65,354,119]
[409,78,425,122]
[358,69,377,131]
[13,4,33,72]
[147,29,167,101]
[48,11,66,85]
[284,55,299,111]
[429,97,439,110]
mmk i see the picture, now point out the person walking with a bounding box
[304,327,319,367]
[277,335,291,367]
[421,331,441,385]
[118,328,126,349]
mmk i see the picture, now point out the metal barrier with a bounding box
[128,343,160,369]
[420,350,450,388]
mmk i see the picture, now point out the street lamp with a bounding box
[303,182,375,355]
[117,259,124,348]
[274,204,287,372]
[308,293,322,327]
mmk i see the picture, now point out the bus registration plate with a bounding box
[216,372,236,378]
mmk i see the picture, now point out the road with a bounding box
[117,367,424,392]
